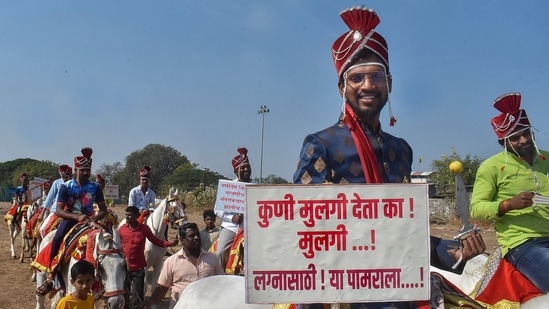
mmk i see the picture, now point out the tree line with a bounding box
[0,143,290,204]
[0,145,482,219]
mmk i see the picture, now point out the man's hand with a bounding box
[456,229,486,262]
[171,239,179,246]
[231,214,243,224]
[509,191,535,210]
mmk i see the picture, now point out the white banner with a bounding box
[245,184,430,304]
[214,179,249,214]
[105,185,119,199]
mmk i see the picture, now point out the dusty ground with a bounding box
[0,201,498,309]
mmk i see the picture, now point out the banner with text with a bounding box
[245,184,430,304]
[214,179,249,214]
[105,185,119,200]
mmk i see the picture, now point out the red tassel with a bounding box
[389,116,397,126]
[540,154,546,160]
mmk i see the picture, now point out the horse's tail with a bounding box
[3,214,13,226]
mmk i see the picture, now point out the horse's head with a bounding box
[94,229,126,308]
[165,187,189,229]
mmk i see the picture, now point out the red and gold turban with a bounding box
[139,165,152,179]
[332,6,389,78]
[74,147,93,169]
[58,164,72,176]
[96,174,105,185]
[490,92,531,140]
[232,147,249,170]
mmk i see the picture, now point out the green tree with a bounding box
[96,162,124,185]
[253,174,290,184]
[164,163,229,192]
[430,147,483,199]
[5,159,58,186]
[191,186,218,210]
[115,144,190,199]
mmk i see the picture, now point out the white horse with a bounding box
[3,200,39,260]
[174,275,272,309]
[118,187,188,300]
[20,201,41,263]
[174,257,549,309]
[35,226,127,309]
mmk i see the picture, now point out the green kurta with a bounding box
[470,150,549,256]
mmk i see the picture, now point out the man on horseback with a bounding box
[470,93,549,298]
[38,164,73,238]
[128,165,156,224]
[214,147,251,271]
[33,147,108,296]
[7,173,30,224]
[293,6,486,308]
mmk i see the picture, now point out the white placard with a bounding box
[105,185,119,199]
[245,184,430,304]
[214,179,248,214]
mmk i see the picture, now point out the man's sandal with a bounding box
[35,280,53,296]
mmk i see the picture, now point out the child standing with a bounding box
[56,260,95,309]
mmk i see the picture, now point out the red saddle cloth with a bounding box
[475,258,542,307]
[31,223,92,273]
[225,229,245,275]
[26,208,43,238]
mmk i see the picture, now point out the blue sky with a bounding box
[1,1,548,181]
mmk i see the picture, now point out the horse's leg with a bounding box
[35,271,46,309]
[20,221,28,263]
[10,223,20,259]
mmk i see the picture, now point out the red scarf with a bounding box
[343,104,383,183]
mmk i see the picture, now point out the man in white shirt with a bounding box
[38,164,72,237]
[128,165,156,224]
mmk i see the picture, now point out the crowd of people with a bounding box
[4,4,548,309]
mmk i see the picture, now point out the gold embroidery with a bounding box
[314,158,326,173]
[301,172,312,184]
[305,144,315,157]
[349,161,362,177]
[334,149,346,163]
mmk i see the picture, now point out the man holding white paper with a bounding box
[214,147,252,271]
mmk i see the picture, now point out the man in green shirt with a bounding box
[470,92,549,292]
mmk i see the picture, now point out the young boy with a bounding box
[56,260,95,309]
[200,209,220,251]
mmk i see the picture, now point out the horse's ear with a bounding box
[174,188,179,198]
[112,226,121,244]
[98,230,105,242]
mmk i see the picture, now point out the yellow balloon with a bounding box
[449,160,464,174]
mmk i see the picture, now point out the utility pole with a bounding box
[257,105,270,184]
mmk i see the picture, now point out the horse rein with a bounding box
[95,241,125,299]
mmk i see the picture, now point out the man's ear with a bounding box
[338,81,344,97]
[388,74,393,93]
